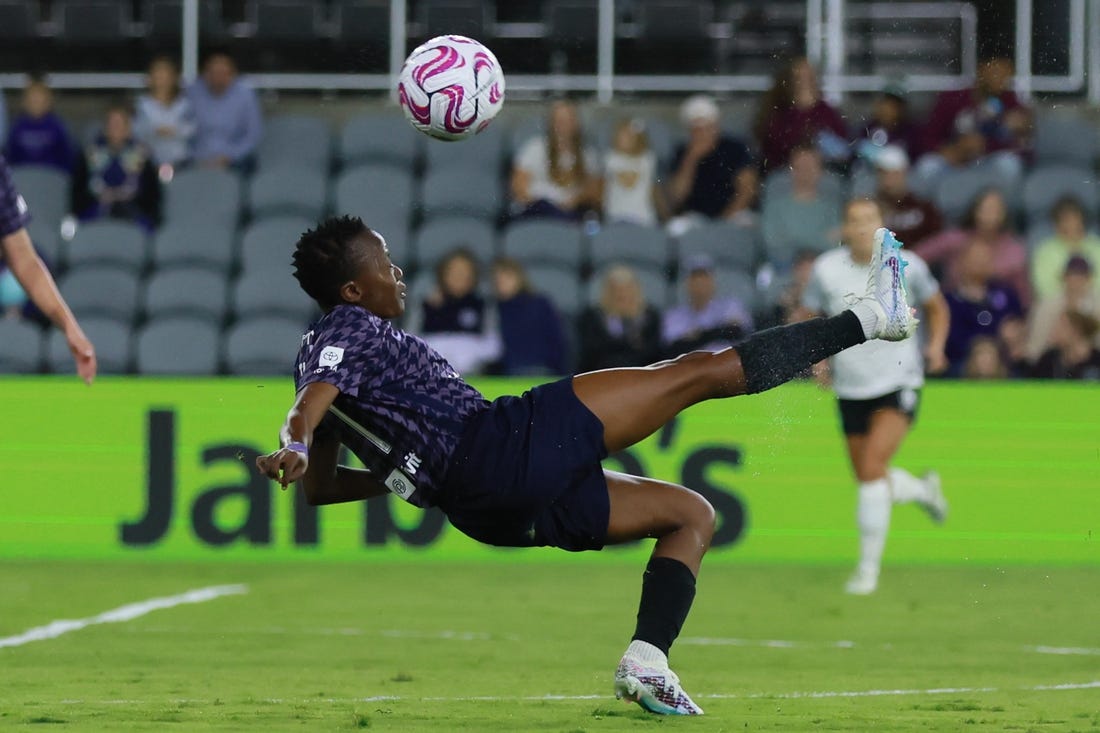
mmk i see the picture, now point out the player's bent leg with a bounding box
[604,471,711,715]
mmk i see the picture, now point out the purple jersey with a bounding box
[0,155,31,239]
[294,304,490,508]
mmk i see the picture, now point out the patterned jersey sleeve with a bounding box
[0,156,31,238]
[296,309,382,397]
[903,252,940,305]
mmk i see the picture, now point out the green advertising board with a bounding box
[1,377,1097,564]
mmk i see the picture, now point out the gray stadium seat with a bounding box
[417,0,488,39]
[412,217,496,270]
[525,264,583,317]
[586,264,672,309]
[150,220,237,272]
[63,220,147,273]
[423,125,507,174]
[0,1,37,40]
[256,114,332,172]
[339,114,422,169]
[0,319,43,373]
[55,0,127,41]
[677,222,761,273]
[223,315,307,375]
[144,0,226,42]
[10,166,68,230]
[590,222,671,271]
[247,165,328,221]
[713,267,760,312]
[419,169,502,222]
[333,164,414,228]
[1034,113,1099,167]
[231,269,318,321]
[252,0,323,41]
[934,167,1018,225]
[501,220,585,269]
[57,266,140,323]
[142,267,229,321]
[135,317,221,375]
[1021,165,1099,224]
[26,220,61,263]
[332,0,390,45]
[45,315,131,374]
[239,215,314,273]
[163,168,242,228]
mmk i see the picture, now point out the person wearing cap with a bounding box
[1026,254,1100,362]
[856,82,921,162]
[873,145,942,247]
[1031,195,1100,301]
[666,95,756,229]
[661,254,754,356]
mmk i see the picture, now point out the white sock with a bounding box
[625,640,668,667]
[888,467,930,504]
[849,300,881,340]
[856,478,891,576]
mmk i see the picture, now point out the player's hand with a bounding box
[256,448,309,488]
[66,327,97,385]
[924,345,948,375]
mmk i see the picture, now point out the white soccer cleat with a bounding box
[861,228,919,342]
[845,567,879,595]
[614,654,704,715]
[922,470,948,524]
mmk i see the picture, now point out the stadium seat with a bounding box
[45,315,132,374]
[423,125,507,174]
[713,266,760,312]
[934,167,1018,225]
[0,319,43,373]
[26,220,62,264]
[10,165,68,231]
[676,222,761,274]
[238,215,315,273]
[143,0,226,44]
[339,114,422,169]
[231,269,318,322]
[590,222,672,271]
[412,217,497,271]
[524,264,583,318]
[142,267,229,322]
[63,220,147,274]
[0,0,37,40]
[163,168,242,229]
[135,317,221,375]
[333,164,415,228]
[1033,113,1099,167]
[501,220,585,269]
[247,165,328,221]
[416,0,488,39]
[57,266,140,323]
[419,169,503,222]
[223,315,307,375]
[55,0,128,41]
[586,264,672,309]
[256,114,332,172]
[1021,165,1099,224]
[149,220,237,272]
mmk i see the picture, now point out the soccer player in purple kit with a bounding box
[257,215,919,715]
[0,154,96,383]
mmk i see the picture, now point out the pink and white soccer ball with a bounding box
[398,35,505,141]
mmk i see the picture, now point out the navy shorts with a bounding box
[837,388,921,435]
[439,378,610,552]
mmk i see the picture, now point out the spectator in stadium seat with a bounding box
[71,101,161,230]
[856,81,922,163]
[135,56,195,170]
[666,95,756,233]
[762,249,818,329]
[510,100,599,220]
[491,257,568,375]
[412,248,500,376]
[872,145,943,246]
[912,188,1030,305]
[661,254,753,356]
[998,315,1031,377]
[1026,255,1100,361]
[761,144,841,266]
[600,118,663,227]
[962,336,1010,379]
[3,75,73,172]
[753,57,848,173]
[942,239,1024,375]
[1031,196,1100,301]
[187,50,263,171]
[1030,310,1100,380]
[576,264,661,372]
[915,57,1032,186]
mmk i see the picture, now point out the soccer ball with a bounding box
[397,35,505,141]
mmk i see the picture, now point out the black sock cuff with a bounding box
[644,556,697,588]
[737,312,865,395]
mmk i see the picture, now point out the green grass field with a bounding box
[2,560,1099,731]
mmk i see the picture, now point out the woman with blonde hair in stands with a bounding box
[510,99,599,220]
[576,264,662,372]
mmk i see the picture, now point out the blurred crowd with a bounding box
[2,51,1098,380]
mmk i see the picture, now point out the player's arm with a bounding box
[920,291,950,374]
[0,227,96,384]
[256,381,340,486]
[298,430,390,505]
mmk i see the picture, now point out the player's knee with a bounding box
[681,489,716,541]
[856,454,889,483]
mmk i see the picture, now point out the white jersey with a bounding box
[802,247,939,400]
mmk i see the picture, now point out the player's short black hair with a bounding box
[292,215,374,309]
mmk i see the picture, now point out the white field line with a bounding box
[44,679,1100,706]
[1028,645,1100,656]
[0,584,248,650]
[680,636,858,649]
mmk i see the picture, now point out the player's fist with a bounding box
[256,448,309,487]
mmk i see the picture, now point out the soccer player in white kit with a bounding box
[800,198,951,594]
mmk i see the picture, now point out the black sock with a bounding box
[631,556,697,657]
[735,312,865,395]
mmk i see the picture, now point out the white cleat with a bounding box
[845,568,879,595]
[614,655,704,715]
[922,470,948,524]
[861,228,919,342]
